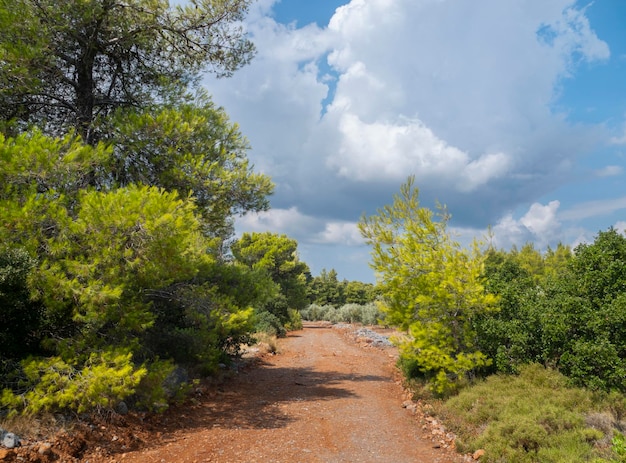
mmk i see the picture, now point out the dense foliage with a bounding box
[307,268,378,307]
[0,0,255,142]
[0,0,278,416]
[476,230,626,392]
[442,364,614,462]
[231,232,310,335]
[359,177,498,394]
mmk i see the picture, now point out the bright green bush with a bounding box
[359,177,498,395]
[284,309,303,331]
[1,349,146,416]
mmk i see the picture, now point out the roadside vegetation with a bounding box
[1,2,626,462]
[359,177,626,462]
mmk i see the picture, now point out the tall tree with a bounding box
[0,0,255,142]
[359,177,498,394]
[307,269,344,306]
[103,96,274,242]
[232,232,310,314]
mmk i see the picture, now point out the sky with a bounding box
[201,0,626,283]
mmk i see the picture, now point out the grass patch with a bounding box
[437,364,622,462]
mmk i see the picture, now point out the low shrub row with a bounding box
[300,302,383,325]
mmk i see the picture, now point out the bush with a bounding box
[255,311,286,338]
[300,304,335,321]
[358,302,380,325]
[338,304,363,324]
[284,309,303,331]
[1,349,147,416]
[300,303,383,325]
[442,364,611,462]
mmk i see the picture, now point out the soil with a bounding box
[6,323,467,463]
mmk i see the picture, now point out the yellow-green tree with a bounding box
[358,177,498,394]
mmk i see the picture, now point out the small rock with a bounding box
[38,442,53,455]
[1,432,19,449]
[473,449,486,460]
[116,401,129,415]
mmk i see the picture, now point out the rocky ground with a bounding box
[1,323,473,462]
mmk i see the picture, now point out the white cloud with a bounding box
[595,165,623,177]
[313,221,364,246]
[236,207,319,239]
[236,209,367,248]
[559,196,626,221]
[326,113,511,190]
[520,201,561,236]
[205,0,612,279]
[491,200,561,248]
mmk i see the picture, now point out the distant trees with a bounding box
[307,268,378,307]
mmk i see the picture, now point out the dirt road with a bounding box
[10,324,464,462]
[110,323,461,463]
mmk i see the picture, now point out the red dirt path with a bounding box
[8,323,466,463]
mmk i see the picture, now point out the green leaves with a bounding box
[0,0,255,140]
[35,185,212,348]
[359,177,497,394]
[0,0,272,416]
[106,98,273,239]
[232,232,310,312]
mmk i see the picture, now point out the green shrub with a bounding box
[301,303,335,321]
[132,359,178,412]
[284,309,303,331]
[255,311,286,338]
[301,303,383,325]
[338,304,363,323]
[1,349,147,416]
[442,364,609,462]
[360,302,381,325]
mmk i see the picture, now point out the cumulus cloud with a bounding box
[326,113,511,191]
[236,207,320,240]
[491,201,561,248]
[313,221,364,246]
[211,0,613,278]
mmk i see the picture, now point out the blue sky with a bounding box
[202,0,626,283]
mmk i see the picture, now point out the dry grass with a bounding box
[1,412,73,441]
[253,332,280,355]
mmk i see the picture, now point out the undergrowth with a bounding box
[427,364,625,462]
